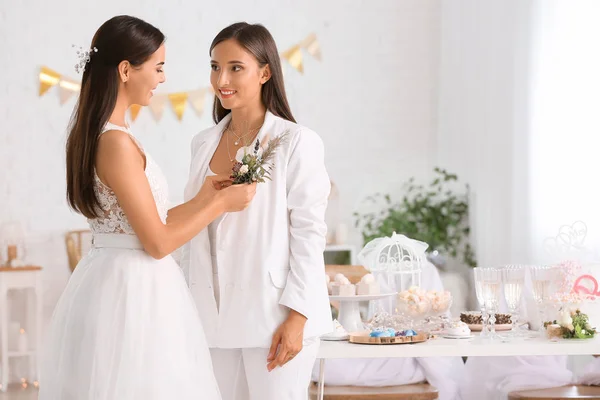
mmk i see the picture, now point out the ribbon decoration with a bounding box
[39,66,61,96]
[282,44,304,74]
[573,275,600,297]
[129,104,142,122]
[300,33,322,61]
[188,88,209,117]
[58,77,80,105]
[168,92,189,121]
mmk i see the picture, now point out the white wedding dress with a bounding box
[39,123,221,400]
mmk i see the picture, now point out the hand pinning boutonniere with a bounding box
[230,131,290,184]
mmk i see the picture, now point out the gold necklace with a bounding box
[227,122,262,146]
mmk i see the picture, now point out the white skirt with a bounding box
[39,234,221,400]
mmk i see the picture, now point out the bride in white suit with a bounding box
[180,22,332,400]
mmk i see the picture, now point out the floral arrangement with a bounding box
[544,309,596,339]
[230,132,289,184]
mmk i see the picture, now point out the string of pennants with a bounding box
[38,33,321,122]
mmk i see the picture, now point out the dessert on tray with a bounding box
[349,327,427,344]
[369,328,419,338]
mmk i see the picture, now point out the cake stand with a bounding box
[329,293,396,332]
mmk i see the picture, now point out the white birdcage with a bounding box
[358,232,428,315]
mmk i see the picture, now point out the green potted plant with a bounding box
[354,167,477,269]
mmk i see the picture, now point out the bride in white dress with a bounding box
[39,15,256,400]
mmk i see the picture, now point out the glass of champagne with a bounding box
[480,268,502,339]
[529,265,558,333]
[473,268,489,337]
[501,265,525,338]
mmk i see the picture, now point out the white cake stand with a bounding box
[329,293,396,332]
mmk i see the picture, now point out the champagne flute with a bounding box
[529,265,558,332]
[473,268,489,337]
[480,268,502,339]
[501,265,525,338]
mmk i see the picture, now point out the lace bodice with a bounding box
[88,123,169,235]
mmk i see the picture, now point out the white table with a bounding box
[0,267,43,392]
[315,334,600,400]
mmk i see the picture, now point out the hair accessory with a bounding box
[72,44,98,74]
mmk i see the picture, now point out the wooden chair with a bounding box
[309,382,439,400]
[320,265,439,400]
[65,229,91,272]
[508,385,600,399]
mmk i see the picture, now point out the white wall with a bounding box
[0,0,441,321]
[436,0,534,269]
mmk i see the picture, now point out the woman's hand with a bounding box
[194,175,256,213]
[266,310,307,371]
[193,174,229,207]
[217,181,257,212]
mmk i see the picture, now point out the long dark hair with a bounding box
[66,15,164,219]
[209,22,296,124]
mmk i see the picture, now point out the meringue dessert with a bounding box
[397,286,432,316]
[444,321,471,337]
[330,273,356,296]
[356,273,380,295]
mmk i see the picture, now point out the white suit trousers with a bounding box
[210,338,320,400]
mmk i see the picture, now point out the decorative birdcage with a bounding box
[359,232,427,288]
[358,232,428,317]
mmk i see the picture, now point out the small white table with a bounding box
[315,334,600,400]
[0,266,43,392]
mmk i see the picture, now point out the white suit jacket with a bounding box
[181,111,333,348]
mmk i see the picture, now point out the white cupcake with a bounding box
[445,321,471,337]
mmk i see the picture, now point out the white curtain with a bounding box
[527,0,600,376]
[438,0,600,268]
[528,0,600,263]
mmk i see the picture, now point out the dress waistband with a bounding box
[92,234,144,250]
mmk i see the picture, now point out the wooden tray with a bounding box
[349,331,428,345]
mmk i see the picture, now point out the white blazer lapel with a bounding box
[255,110,277,144]
[184,115,232,201]
[186,115,231,302]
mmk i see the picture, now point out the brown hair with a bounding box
[209,22,296,124]
[66,15,164,218]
